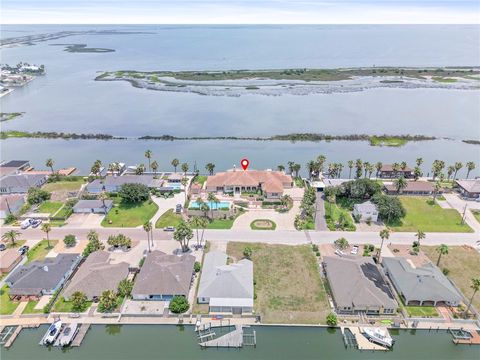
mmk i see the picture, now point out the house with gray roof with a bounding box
[197,251,254,314]
[382,257,462,306]
[6,254,81,298]
[63,251,129,301]
[86,175,163,193]
[132,251,195,301]
[352,200,378,222]
[323,256,398,315]
[455,179,480,199]
[73,199,114,214]
[0,173,47,194]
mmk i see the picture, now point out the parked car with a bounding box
[164,226,175,232]
[334,249,344,256]
[351,245,359,255]
[18,245,29,255]
[20,219,31,229]
[30,219,42,228]
[175,204,182,214]
[0,244,6,251]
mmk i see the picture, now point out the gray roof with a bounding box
[323,256,397,310]
[132,251,195,297]
[73,199,113,209]
[382,257,462,303]
[87,175,163,190]
[63,251,129,300]
[354,201,377,213]
[7,254,80,296]
[456,179,480,194]
[197,251,253,301]
[0,174,46,189]
[0,160,29,168]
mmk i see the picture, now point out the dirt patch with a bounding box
[387,244,431,267]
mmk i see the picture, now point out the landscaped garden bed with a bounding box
[250,219,277,230]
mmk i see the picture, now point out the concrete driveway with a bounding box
[149,193,185,227]
[231,201,300,231]
[64,213,104,228]
[315,194,328,231]
[443,193,480,233]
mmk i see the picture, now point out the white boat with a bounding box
[43,320,62,345]
[362,327,394,348]
[58,323,78,346]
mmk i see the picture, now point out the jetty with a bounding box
[197,324,256,349]
[450,329,480,345]
[341,327,388,351]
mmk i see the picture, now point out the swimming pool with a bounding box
[189,201,231,210]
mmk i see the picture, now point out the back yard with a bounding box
[42,179,85,192]
[227,242,330,324]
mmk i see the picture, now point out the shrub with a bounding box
[4,214,16,224]
[63,234,76,247]
[315,251,321,257]
[326,312,338,327]
[442,268,450,276]
[139,257,145,267]
[117,279,133,298]
[107,233,132,249]
[71,291,88,312]
[334,237,349,250]
[243,246,253,259]
[194,261,201,273]
[169,296,189,314]
[27,187,51,205]
[98,290,118,313]
[118,183,150,203]
[312,244,319,252]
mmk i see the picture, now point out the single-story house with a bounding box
[86,175,163,193]
[382,257,462,307]
[0,249,23,274]
[132,251,195,301]
[455,179,480,199]
[205,170,293,199]
[197,251,254,315]
[63,251,129,301]
[167,173,183,183]
[0,160,31,172]
[0,174,48,194]
[72,199,114,214]
[352,201,378,222]
[6,253,81,298]
[323,256,398,315]
[384,181,438,196]
[378,164,413,179]
[0,194,25,219]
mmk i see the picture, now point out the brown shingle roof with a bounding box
[381,164,413,172]
[456,179,480,194]
[0,249,22,270]
[384,181,434,192]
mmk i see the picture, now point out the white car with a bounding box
[20,219,31,229]
[351,245,359,255]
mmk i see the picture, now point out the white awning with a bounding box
[209,297,253,307]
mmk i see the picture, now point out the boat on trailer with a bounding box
[361,327,394,348]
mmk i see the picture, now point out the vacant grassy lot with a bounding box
[0,285,20,315]
[42,179,85,192]
[324,202,356,231]
[102,200,158,227]
[422,246,480,311]
[155,209,183,228]
[37,201,64,215]
[26,239,58,264]
[391,197,473,232]
[53,296,92,312]
[227,242,330,324]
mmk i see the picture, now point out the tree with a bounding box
[355,159,363,179]
[307,160,316,179]
[27,187,51,205]
[171,158,180,172]
[41,222,52,248]
[378,228,390,262]
[205,163,215,175]
[173,221,193,252]
[143,221,152,253]
[416,158,424,167]
[447,165,455,180]
[466,162,476,179]
[277,165,285,172]
[45,158,55,173]
[107,234,132,249]
[432,181,441,201]
[83,230,104,256]
[90,160,102,177]
[2,230,21,246]
[117,279,133,298]
[169,296,189,313]
[292,163,301,177]
[287,161,295,175]
[71,291,88,312]
[415,230,426,247]
[453,162,463,180]
[207,192,218,219]
[372,194,406,224]
[436,244,449,266]
[98,191,109,214]
[394,176,407,194]
[181,163,189,177]
[243,246,253,259]
[190,216,203,246]
[118,183,150,203]
[181,177,189,204]
[144,150,152,171]
[98,290,117,313]
[375,162,383,178]
[63,234,76,247]
[413,166,422,181]
[194,261,201,273]
[465,278,480,318]
[400,161,407,171]
[151,160,159,176]
[431,160,445,181]
[326,312,337,327]
[347,160,354,179]
[135,164,145,175]
[334,237,349,250]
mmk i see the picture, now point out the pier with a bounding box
[343,327,388,351]
[2,324,40,349]
[71,324,90,347]
[450,329,480,345]
[197,324,256,349]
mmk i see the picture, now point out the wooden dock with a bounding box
[3,324,39,349]
[453,330,480,345]
[198,325,256,349]
[71,324,90,347]
[348,327,387,351]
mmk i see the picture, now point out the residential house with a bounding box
[0,194,25,219]
[197,251,254,314]
[378,164,413,179]
[167,173,183,183]
[0,174,48,194]
[0,160,31,172]
[205,170,293,199]
[455,179,480,199]
[323,256,398,315]
[6,254,81,298]
[382,257,462,306]
[86,175,163,193]
[0,249,23,274]
[352,201,378,222]
[132,251,195,301]
[63,251,129,301]
[73,199,114,214]
[384,181,438,196]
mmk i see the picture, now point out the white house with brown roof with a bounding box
[205,170,293,199]
[455,179,480,199]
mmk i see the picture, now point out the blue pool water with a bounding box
[189,201,231,209]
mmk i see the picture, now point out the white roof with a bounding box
[354,201,377,212]
[209,297,254,307]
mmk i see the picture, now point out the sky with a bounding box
[1,0,479,24]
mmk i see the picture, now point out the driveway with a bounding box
[443,193,480,233]
[315,194,328,231]
[64,213,104,228]
[231,201,300,231]
[149,193,185,227]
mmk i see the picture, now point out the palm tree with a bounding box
[432,181,441,201]
[466,162,476,179]
[2,229,21,246]
[181,163,189,177]
[190,216,204,246]
[416,157,423,167]
[205,163,215,176]
[292,163,301,178]
[98,191,109,214]
[41,222,52,248]
[151,160,158,176]
[306,160,316,179]
[277,165,285,172]
[144,150,152,171]
[171,158,180,173]
[207,192,217,219]
[375,162,383,178]
[355,159,362,179]
[378,228,390,263]
[45,158,55,173]
[287,161,295,175]
[453,162,463,180]
[135,164,145,175]
[464,278,480,318]
[363,162,370,178]
[400,161,407,171]
[415,229,426,247]
[394,176,408,194]
[431,160,445,181]
[181,177,189,204]
[413,166,422,181]
[436,244,449,266]
[143,222,152,253]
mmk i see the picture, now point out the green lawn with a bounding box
[324,202,356,231]
[472,210,480,224]
[206,218,235,229]
[102,199,159,227]
[52,296,92,312]
[37,201,64,215]
[26,239,58,264]
[0,285,19,315]
[6,240,26,249]
[369,136,408,147]
[22,300,43,314]
[250,219,277,230]
[155,209,183,228]
[391,197,473,232]
[432,76,457,83]
[404,305,439,317]
[42,179,85,192]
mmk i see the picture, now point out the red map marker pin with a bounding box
[241,158,249,170]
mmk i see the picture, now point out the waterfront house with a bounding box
[197,251,254,315]
[73,199,114,214]
[352,201,378,222]
[167,173,183,183]
[384,181,437,196]
[6,254,81,298]
[0,249,23,274]
[382,257,462,306]
[205,170,293,199]
[378,164,413,179]
[323,256,398,315]
[0,174,48,194]
[0,160,31,172]
[132,251,195,301]
[86,175,163,193]
[0,194,25,219]
[455,179,480,199]
[63,251,129,301]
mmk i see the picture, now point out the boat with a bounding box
[58,323,78,346]
[43,320,62,345]
[362,327,394,348]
